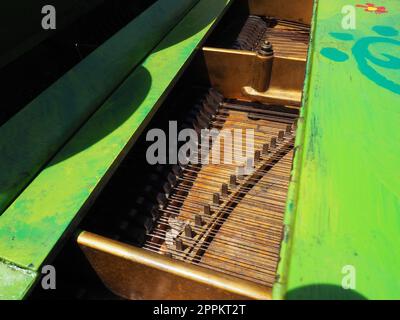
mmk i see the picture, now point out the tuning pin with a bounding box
[230,175,237,188]
[184,224,193,238]
[278,130,285,141]
[285,124,292,135]
[151,206,161,221]
[172,165,183,178]
[237,166,245,179]
[157,193,168,208]
[175,239,184,251]
[246,158,254,169]
[213,193,220,205]
[202,101,217,116]
[163,182,172,196]
[221,183,229,197]
[167,172,177,186]
[204,204,211,215]
[271,137,277,149]
[245,158,255,175]
[254,150,261,162]
[196,114,209,129]
[208,88,224,106]
[195,214,203,227]
[262,143,269,155]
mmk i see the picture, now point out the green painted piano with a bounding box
[0,0,399,300]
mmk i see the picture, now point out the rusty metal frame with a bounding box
[201,47,306,106]
[78,232,272,300]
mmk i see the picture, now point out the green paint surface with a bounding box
[0,0,199,216]
[0,0,231,298]
[276,0,400,300]
[0,261,37,300]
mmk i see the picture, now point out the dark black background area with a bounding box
[0,0,156,126]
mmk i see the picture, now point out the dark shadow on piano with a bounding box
[286,284,368,300]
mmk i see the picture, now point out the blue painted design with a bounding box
[330,32,355,41]
[321,48,349,62]
[320,26,400,95]
[372,26,399,37]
